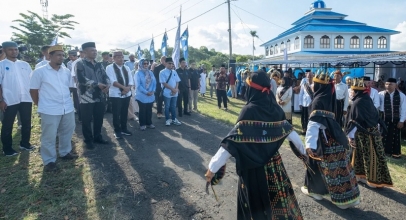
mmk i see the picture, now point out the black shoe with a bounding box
[44,162,59,172]
[60,152,78,160]
[94,138,109,144]
[20,145,35,151]
[114,132,123,139]
[184,112,191,116]
[85,142,95,150]
[121,130,133,136]
[3,149,19,157]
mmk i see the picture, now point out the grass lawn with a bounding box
[196,93,406,193]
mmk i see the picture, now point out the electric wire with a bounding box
[231,3,287,30]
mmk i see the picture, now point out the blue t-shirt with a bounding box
[159,68,180,98]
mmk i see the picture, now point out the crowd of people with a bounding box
[1,40,405,218]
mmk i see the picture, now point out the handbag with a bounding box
[159,70,172,97]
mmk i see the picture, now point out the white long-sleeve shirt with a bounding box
[299,82,313,107]
[208,131,305,173]
[305,121,329,150]
[370,87,380,109]
[378,90,406,122]
[335,82,349,110]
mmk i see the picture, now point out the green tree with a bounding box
[250,30,259,61]
[10,11,78,63]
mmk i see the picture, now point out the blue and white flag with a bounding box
[50,35,58,46]
[150,38,155,61]
[161,32,168,56]
[137,45,143,60]
[180,27,189,63]
[172,8,182,69]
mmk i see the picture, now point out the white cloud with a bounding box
[391,21,406,51]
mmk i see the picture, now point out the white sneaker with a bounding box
[165,119,172,126]
[301,186,323,200]
[172,118,182,125]
[336,199,360,209]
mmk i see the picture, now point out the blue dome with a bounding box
[311,0,326,9]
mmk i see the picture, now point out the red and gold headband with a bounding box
[246,78,270,94]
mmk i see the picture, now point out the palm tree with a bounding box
[250,31,259,62]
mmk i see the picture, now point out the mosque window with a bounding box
[320,35,330,48]
[364,36,373,49]
[378,36,387,49]
[265,46,269,56]
[270,46,273,55]
[304,35,314,49]
[286,40,291,51]
[280,42,285,52]
[294,37,300,50]
[275,44,279,54]
[334,36,344,49]
[350,36,360,49]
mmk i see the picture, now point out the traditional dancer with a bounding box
[345,77,393,188]
[301,70,360,209]
[205,70,305,220]
[378,78,406,159]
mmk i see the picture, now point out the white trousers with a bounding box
[40,111,75,165]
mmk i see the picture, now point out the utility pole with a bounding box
[227,0,232,61]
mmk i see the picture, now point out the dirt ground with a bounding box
[74,110,406,220]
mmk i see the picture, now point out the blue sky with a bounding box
[1,0,405,55]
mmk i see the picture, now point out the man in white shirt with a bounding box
[378,78,406,159]
[364,76,380,110]
[334,71,349,127]
[124,54,136,71]
[208,65,216,98]
[0,41,35,156]
[299,70,314,135]
[35,45,51,70]
[30,45,77,171]
[106,51,134,139]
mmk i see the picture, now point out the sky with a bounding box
[1,0,406,55]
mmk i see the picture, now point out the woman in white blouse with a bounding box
[276,77,293,124]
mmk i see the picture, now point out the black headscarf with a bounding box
[278,77,292,98]
[309,81,348,148]
[345,90,385,135]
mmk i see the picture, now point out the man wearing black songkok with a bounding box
[301,70,360,209]
[378,78,406,159]
[205,70,305,220]
[345,77,393,188]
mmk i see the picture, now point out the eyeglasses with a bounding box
[143,63,149,65]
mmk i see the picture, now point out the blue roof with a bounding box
[292,11,347,26]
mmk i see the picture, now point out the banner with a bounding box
[161,32,168,56]
[150,38,155,61]
[172,8,182,69]
[137,45,143,60]
[180,27,189,63]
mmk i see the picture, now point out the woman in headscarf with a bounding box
[135,59,156,131]
[301,71,360,209]
[345,78,393,188]
[205,70,305,220]
[276,77,293,124]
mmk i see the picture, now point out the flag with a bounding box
[137,45,143,60]
[180,27,189,63]
[161,32,168,56]
[150,38,155,61]
[172,7,182,69]
[50,35,58,46]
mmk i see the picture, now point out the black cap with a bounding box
[305,69,311,73]
[179,57,185,63]
[165,57,173,63]
[363,76,371,81]
[221,64,225,68]
[81,42,96,50]
[101,51,109,56]
[387,78,397,83]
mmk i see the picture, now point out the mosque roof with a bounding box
[261,0,400,46]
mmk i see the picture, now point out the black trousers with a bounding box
[80,102,106,143]
[301,107,309,131]
[177,89,189,114]
[111,97,130,133]
[335,99,344,127]
[1,102,32,152]
[155,87,163,114]
[137,100,153,126]
[217,90,228,108]
[70,88,81,120]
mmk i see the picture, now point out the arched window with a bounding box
[286,39,291,51]
[294,37,300,50]
[304,35,314,49]
[275,44,279,54]
[378,36,387,49]
[280,41,285,52]
[320,35,330,48]
[334,35,344,49]
[270,46,273,55]
[265,46,269,56]
[350,36,360,49]
[364,36,373,49]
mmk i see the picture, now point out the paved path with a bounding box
[75,110,406,220]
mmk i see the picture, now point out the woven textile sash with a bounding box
[384,90,400,123]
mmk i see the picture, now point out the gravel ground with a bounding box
[78,110,406,220]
